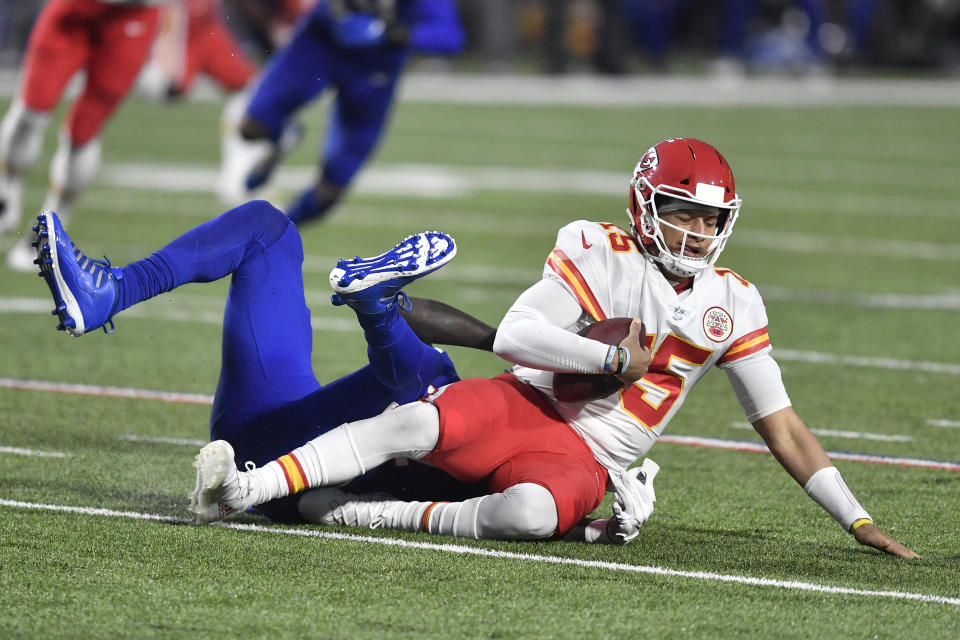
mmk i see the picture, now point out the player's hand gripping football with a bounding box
[606,458,660,544]
[852,522,919,559]
[616,318,652,386]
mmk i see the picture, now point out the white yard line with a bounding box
[772,349,960,375]
[0,446,69,458]
[5,296,958,375]
[2,377,957,471]
[0,497,956,607]
[0,296,358,332]
[926,419,960,428]
[659,435,960,471]
[729,422,913,442]
[0,377,215,405]
[755,286,960,311]
[96,162,960,261]
[118,434,208,447]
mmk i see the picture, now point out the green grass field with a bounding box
[1,87,959,639]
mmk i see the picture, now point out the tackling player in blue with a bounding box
[32,200,496,520]
[219,0,465,225]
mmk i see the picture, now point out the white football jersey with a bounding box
[512,220,773,472]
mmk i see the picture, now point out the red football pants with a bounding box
[20,0,160,145]
[425,374,609,535]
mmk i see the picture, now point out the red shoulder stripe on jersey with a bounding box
[719,326,770,363]
[546,247,606,321]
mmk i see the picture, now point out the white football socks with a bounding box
[244,402,441,504]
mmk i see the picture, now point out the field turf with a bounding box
[1,87,959,639]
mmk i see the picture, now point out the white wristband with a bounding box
[803,466,872,532]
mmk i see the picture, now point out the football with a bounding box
[552,317,640,403]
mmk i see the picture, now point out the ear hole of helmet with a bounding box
[639,211,657,239]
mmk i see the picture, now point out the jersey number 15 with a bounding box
[621,334,713,430]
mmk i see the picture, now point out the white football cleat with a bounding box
[189,440,256,524]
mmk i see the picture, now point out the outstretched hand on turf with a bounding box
[853,523,919,559]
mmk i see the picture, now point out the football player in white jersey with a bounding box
[190,138,916,557]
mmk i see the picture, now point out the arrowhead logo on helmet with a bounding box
[637,147,659,173]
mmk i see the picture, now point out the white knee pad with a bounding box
[476,482,558,539]
[338,401,440,477]
[366,401,441,459]
[49,130,102,197]
[0,98,51,172]
[499,483,559,538]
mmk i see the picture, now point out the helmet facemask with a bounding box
[630,176,742,279]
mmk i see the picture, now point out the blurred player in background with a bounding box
[218,0,465,226]
[0,0,165,271]
[138,0,258,101]
[190,137,917,557]
[139,0,318,101]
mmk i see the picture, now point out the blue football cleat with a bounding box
[329,231,456,314]
[35,210,122,336]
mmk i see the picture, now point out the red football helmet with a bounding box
[627,138,742,278]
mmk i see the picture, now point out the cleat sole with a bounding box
[329,232,457,295]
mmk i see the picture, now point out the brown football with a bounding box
[552,317,641,403]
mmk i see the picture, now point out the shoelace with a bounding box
[72,244,116,288]
[70,244,121,333]
[386,290,412,312]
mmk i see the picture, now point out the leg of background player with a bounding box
[0,101,50,234]
[7,3,159,271]
[0,0,86,239]
[285,47,403,225]
[220,17,333,201]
